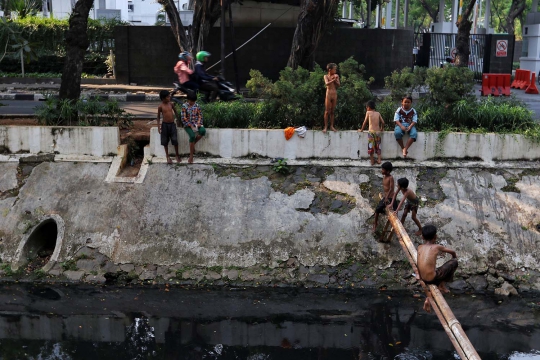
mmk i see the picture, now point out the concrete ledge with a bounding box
[0,126,120,157]
[149,128,540,162]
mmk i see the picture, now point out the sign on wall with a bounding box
[496,40,508,57]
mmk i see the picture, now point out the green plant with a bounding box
[1,263,15,276]
[35,96,134,127]
[61,259,77,271]
[424,66,475,105]
[34,268,46,278]
[384,66,427,101]
[273,158,289,174]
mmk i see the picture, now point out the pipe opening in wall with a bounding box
[13,215,65,272]
[23,220,57,270]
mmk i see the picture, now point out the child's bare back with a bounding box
[365,110,384,133]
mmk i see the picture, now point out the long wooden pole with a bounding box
[383,206,481,360]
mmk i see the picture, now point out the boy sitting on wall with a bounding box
[181,92,206,164]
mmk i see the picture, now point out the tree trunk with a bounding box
[59,0,94,101]
[189,0,221,55]
[504,0,526,35]
[418,0,438,23]
[287,0,340,70]
[454,0,476,67]
[157,0,190,51]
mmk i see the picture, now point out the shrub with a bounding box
[35,96,133,127]
[424,66,475,105]
[384,66,427,101]
[245,57,374,129]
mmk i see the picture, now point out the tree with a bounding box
[189,0,221,55]
[287,0,340,70]
[157,0,221,55]
[454,0,476,67]
[156,0,190,51]
[58,0,94,101]
[504,0,526,35]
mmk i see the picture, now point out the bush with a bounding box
[35,97,133,127]
[245,57,374,129]
[384,66,427,101]
[424,66,475,105]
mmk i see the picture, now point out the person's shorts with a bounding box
[375,198,397,214]
[184,126,206,143]
[424,259,458,285]
[161,122,178,146]
[404,198,420,212]
[394,123,417,141]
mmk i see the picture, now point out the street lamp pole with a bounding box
[221,0,226,77]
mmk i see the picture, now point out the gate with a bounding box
[415,33,514,79]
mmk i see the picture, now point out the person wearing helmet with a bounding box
[174,51,198,91]
[194,51,219,102]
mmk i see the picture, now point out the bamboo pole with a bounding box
[382,203,481,360]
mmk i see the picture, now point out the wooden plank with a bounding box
[382,197,481,360]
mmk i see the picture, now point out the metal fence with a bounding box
[417,33,487,76]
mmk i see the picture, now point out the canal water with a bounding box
[0,284,539,359]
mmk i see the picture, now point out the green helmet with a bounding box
[196,51,211,62]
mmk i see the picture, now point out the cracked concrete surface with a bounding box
[0,163,539,281]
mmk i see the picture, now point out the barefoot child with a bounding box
[394,96,418,157]
[372,162,397,233]
[181,92,206,164]
[359,100,385,165]
[416,224,458,312]
[157,90,181,164]
[323,63,340,133]
[389,178,422,236]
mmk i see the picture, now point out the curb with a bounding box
[0,93,162,102]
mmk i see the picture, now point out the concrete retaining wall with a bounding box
[0,126,119,157]
[150,128,540,162]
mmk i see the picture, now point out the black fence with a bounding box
[416,33,514,78]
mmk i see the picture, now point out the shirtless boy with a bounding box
[323,63,340,133]
[157,90,181,164]
[372,161,397,232]
[389,177,422,236]
[416,224,458,312]
[359,100,385,165]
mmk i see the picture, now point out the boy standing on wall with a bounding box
[372,161,397,233]
[359,100,385,165]
[394,96,418,158]
[181,92,206,164]
[389,177,422,236]
[157,90,181,164]
[323,63,340,133]
[417,224,458,312]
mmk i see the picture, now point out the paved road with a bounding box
[2,91,540,120]
[0,100,158,118]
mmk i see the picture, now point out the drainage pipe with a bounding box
[383,205,481,360]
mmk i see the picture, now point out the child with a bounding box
[323,63,340,133]
[359,100,385,165]
[157,90,181,164]
[174,51,199,91]
[394,96,418,157]
[181,92,206,164]
[416,224,458,312]
[389,177,422,236]
[372,161,397,233]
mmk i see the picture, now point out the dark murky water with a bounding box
[0,284,539,359]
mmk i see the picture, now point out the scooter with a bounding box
[171,75,238,104]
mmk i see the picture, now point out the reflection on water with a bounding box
[0,285,539,359]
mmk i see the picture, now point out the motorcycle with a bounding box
[171,75,238,104]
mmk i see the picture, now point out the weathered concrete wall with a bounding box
[0,126,119,157]
[0,161,539,291]
[150,128,540,162]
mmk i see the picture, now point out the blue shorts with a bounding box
[394,123,417,141]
